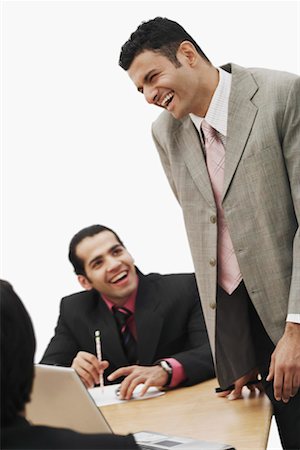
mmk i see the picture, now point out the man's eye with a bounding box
[93,261,102,268]
[150,74,157,82]
[113,248,122,255]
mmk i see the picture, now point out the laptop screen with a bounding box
[26,364,112,434]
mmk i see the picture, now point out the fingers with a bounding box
[109,365,167,400]
[268,352,297,403]
[281,372,293,403]
[107,365,136,382]
[245,378,264,394]
[246,383,256,393]
[291,371,300,397]
[274,368,299,403]
[216,390,231,398]
[71,351,109,388]
[108,366,140,399]
[266,355,275,383]
[252,381,264,394]
[227,381,243,401]
[216,369,263,401]
[138,379,153,397]
[119,373,147,400]
[266,327,300,403]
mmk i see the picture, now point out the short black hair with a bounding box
[0,280,36,426]
[119,17,210,70]
[68,224,124,276]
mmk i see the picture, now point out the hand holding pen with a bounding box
[71,350,109,389]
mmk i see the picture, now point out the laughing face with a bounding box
[76,231,138,305]
[128,42,214,119]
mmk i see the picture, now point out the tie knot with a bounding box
[112,306,132,328]
[201,120,217,141]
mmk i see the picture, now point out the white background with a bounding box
[1,1,299,447]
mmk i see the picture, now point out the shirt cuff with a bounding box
[164,358,187,387]
[286,313,300,324]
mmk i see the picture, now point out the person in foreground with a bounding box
[0,279,138,450]
[41,224,214,400]
[119,17,300,449]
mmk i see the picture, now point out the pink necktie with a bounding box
[201,119,242,294]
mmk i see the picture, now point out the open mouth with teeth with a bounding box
[110,271,129,285]
[161,91,174,109]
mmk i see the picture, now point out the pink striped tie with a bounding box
[202,119,242,294]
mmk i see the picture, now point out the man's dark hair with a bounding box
[68,224,124,276]
[0,280,36,426]
[119,17,210,70]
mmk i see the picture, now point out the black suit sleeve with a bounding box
[2,422,138,449]
[159,274,215,386]
[170,290,215,386]
[40,299,80,366]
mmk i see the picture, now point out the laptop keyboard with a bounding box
[139,446,155,450]
[139,446,158,450]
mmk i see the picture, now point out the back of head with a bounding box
[0,280,36,426]
[119,16,209,70]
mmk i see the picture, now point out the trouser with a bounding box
[216,282,300,449]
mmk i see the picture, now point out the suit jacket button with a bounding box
[210,215,217,224]
[209,302,216,309]
[209,258,216,267]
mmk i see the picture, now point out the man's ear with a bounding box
[178,41,198,67]
[78,275,93,291]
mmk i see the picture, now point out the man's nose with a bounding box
[106,257,121,272]
[144,86,158,104]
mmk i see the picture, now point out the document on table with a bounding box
[88,383,165,406]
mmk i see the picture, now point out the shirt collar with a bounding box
[189,67,232,137]
[101,275,139,313]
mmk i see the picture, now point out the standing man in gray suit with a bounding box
[119,17,300,449]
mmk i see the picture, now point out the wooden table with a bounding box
[101,378,272,450]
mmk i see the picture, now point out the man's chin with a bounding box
[169,108,185,120]
[115,282,136,299]
[171,112,184,120]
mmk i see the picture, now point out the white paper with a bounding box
[88,383,165,406]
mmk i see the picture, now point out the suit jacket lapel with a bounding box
[135,271,164,364]
[174,118,216,208]
[88,292,128,367]
[222,64,258,201]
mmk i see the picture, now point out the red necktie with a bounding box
[112,306,138,364]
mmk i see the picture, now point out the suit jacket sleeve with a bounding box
[282,76,300,316]
[169,280,215,386]
[40,298,80,366]
[152,274,214,387]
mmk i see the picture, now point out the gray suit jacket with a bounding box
[152,63,300,358]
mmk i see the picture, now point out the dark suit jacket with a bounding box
[41,270,214,386]
[1,416,138,449]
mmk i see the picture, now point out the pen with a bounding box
[95,330,104,393]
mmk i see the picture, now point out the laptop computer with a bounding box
[27,364,235,450]
[27,364,112,433]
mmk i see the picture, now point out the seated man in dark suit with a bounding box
[41,224,215,400]
[0,279,138,450]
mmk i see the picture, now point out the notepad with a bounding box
[88,383,165,406]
